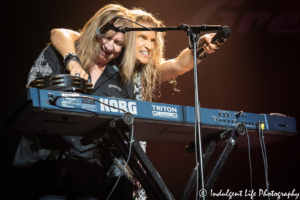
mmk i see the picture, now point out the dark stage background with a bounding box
[3,0,300,199]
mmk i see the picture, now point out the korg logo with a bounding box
[99,98,137,114]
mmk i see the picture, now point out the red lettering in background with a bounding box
[191,0,300,33]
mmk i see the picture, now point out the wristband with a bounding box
[197,52,206,61]
[190,49,207,61]
[63,53,82,70]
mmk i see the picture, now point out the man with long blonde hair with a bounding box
[12,4,139,200]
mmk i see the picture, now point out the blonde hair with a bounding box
[75,5,166,102]
[125,8,166,102]
[75,4,136,73]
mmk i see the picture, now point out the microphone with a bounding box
[196,26,231,57]
[96,17,118,38]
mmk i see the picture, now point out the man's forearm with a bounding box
[50,29,80,57]
[50,29,89,80]
[160,48,201,82]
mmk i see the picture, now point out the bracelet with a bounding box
[65,57,82,70]
[63,53,82,70]
[197,52,206,61]
[195,36,206,61]
[190,48,207,61]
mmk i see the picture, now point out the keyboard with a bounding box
[3,88,297,148]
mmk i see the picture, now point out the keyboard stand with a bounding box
[180,125,246,200]
[106,116,175,200]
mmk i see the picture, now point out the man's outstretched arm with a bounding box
[160,33,225,82]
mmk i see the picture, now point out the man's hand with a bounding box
[68,61,89,80]
[198,33,225,54]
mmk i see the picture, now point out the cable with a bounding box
[48,95,128,113]
[185,25,200,200]
[195,124,199,200]
[185,25,207,200]
[117,17,162,32]
[258,122,270,200]
[52,104,98,114]
[186,26,206,200]
[242,112,253,195]
[262,140,270,200]
[106,123,135,200]
[261,130,269,189]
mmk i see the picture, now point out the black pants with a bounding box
[5,164,103,200]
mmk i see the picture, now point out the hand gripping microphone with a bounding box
[196,26,231,57]
[96,17,118,38]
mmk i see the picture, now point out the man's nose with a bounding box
[144,39,153,50]
[104,40,114,52]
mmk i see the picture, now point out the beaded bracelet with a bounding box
[63,53,82,70]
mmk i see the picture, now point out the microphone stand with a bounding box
[114,24,224,200]
[112,24,222,33]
